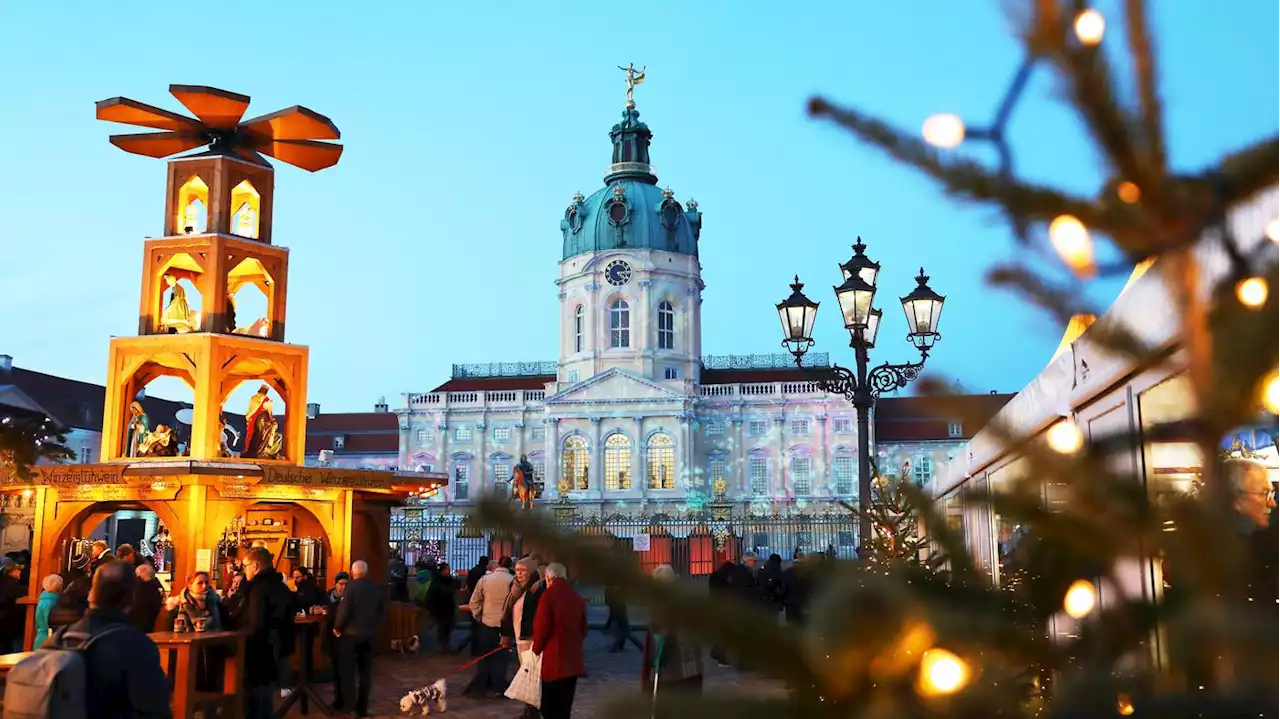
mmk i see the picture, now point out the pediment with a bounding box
[545,368,687,405]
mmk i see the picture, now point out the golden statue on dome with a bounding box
[618,63,646,107]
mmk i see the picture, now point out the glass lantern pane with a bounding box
[802,304,818,340]
[865,310,881,345]
[859,266,878,287]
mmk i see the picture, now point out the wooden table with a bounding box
[151,630,245,719]
[0,651,32,682]
[276,614,332,717]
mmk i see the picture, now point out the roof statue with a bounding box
[95,85,343,172]
[618,63,646,108]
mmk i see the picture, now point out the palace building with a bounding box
[393,88,1009,520]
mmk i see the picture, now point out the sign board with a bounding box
[37,465,127,485]
[631,534,651,552]
[262,465,391,490]
[195,548,213,573]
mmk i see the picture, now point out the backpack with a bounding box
[2,624,126,719]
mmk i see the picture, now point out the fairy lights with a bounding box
[1063,579,1098,618]
[1235,277,1269,308]
[1116,181,1141,204]
[917,648,970,696]
[922,113,966,149]
[1073,9,1106,46]
[1048,215,1096,277]
[1047,417,1084,455]
[1262,369,1279,415]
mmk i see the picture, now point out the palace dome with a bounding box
[561,105,702,261]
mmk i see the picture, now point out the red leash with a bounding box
[445,646,507,675]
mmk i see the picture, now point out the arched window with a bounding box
[603,433,632,490]
[647,432,675,489]
[574,305,584,352]
[562,435,589,490]
[230,180,261,239]
[657,301,675,350]
[175,176,209,234]
[609,299,630,348]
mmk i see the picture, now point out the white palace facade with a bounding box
[393,95,1000,519]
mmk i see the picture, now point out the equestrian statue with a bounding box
[509,454,538,511]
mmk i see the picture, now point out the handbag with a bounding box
[504,649,543,708]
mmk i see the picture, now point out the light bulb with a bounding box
[1047,418,1084,454]
[918,648,969,696]
[21,489,32,498]
[1073,9,1105,45]
[1049,215,1096,277]
[1267,219,1280,243]
[1063,579,1097,618]
[922,114,966,149]
[1263,369,1280,415]
[1117,694,1135,715]
[1116,182,1140,204]
[1235,277,1268,308]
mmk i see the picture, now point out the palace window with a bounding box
[834,455,854,495]
[947,421,963,438]
[609,299,630,348]
[705,420,725,437]
[793,456,812,495]
[913,455,934,485]
[80,445,93,464]
[493,426,511,442]
[749,457,769,495]
[604,433,632,490]
[415,428,432,444]
[530,426,545,442]
[532,461,545,482]
[454,464,470,500]
[663,366,679,380]
[492,463,510,496]
[709,458,727,486]
[574,305,584,352]
[454,425,472,442]
[833,418,853,434]
[748,419,769,437]
[566,369,580,384]
[646,432,675,489]
[657,301,675,349]
[791,419,810,436]
[562,435,589,490]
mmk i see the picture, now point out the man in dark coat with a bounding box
[0,561,26,653]
[240,547,296,719]
[129,563,165,632]
[88,540,116,577]
[55,561,171,719]
[333,560,386,718]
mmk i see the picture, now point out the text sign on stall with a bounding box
[631,534,651,552]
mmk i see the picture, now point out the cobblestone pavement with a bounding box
[281,629,782,718]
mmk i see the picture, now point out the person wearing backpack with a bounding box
[4,560,171,719]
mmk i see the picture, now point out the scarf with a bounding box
[502,575,540,619]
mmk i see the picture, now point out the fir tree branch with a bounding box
[1123,0,1166,174]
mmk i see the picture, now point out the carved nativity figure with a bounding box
[160,274,195,333]
[242,386,284,460]
[137,424,179,458]
[126,401,150,458]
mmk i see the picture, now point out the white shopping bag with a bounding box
[505,649,543,708]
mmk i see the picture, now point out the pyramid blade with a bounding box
[253,138,343,172]
[240,106,340,141]
[169,85,251,129]
[109,131,209,158]
[96,97,201,131]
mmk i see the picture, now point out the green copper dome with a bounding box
[561,106,702,260]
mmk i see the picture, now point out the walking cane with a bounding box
[651,671,660,719]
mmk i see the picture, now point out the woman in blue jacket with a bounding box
[34,573,63,647]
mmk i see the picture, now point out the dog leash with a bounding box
[445,646,507,675]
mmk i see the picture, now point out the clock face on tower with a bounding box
[605,260,632,286]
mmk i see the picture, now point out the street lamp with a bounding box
[777,238,946,548]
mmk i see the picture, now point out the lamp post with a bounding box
[777,237,945,547]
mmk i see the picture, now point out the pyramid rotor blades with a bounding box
[97,86,342,172]
[108,131,209,159]
[95,97,201,131]
[240,106,340,141]
[253,139,344,172]
[169,85,251,130]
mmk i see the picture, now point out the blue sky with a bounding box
[1,2,1275,413]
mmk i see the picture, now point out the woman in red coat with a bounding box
[532,562,587,719]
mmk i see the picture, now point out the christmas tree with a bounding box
[0,413,76,481]
[857,460,935,569]
[475,2,1277,716]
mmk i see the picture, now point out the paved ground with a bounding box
[280,627,780,718]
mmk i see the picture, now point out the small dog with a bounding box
[399,679,447,715]
[390,635,421,654]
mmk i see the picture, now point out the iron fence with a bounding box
[388,510,860,579]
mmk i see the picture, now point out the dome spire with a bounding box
[605,63,657,185]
